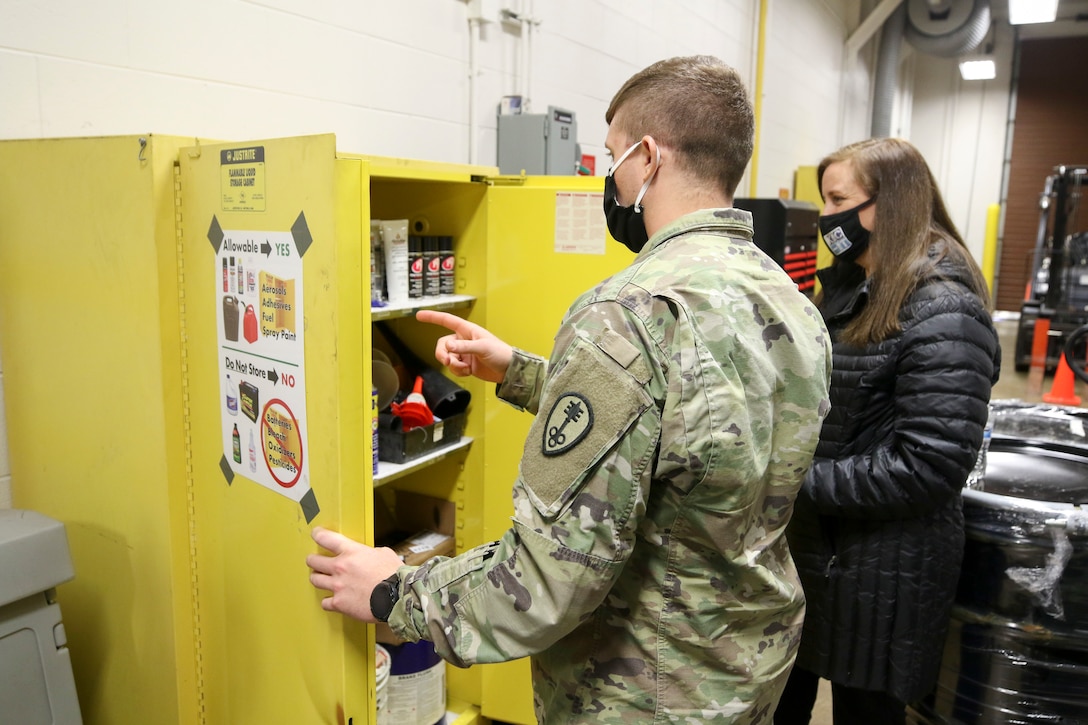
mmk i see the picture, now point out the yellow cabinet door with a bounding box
[0,134,201,725]
[477,176,632,724]
[177,134,372,724]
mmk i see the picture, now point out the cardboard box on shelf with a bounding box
[374,490,457,644]
[392,529,455,566]
[374,490,456,564]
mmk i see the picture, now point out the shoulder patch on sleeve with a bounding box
[521,334,653,517]
[542,393,594,456]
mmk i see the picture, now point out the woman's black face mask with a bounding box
[819,196,877,263]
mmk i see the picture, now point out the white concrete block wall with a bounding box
[0,0,860,503]
[909,22,1016,266]
[516,0,763,166]
[0,0,854,171]
[754,0,861,197]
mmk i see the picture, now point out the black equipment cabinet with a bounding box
[733,197,819,297]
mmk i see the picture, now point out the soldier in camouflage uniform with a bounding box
[308,56,832,723]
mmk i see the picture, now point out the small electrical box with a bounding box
[0,509,83,724]
[497,105,578,175]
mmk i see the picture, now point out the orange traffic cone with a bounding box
[391,375,435,430]
[1043,353,1083,406]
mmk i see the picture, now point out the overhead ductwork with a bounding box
[871,0,992,138]
[873,4,909,140]
[905,0,992,57]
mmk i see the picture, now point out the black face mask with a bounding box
[818,196,877,263]
[604,174,648,253]
[603,141,659,254]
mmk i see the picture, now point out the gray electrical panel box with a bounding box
[0,509,83,724]
[497,105,578,175]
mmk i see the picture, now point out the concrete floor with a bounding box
[989,313,1088,403]
[811,678,833,724]
[807,312,1087,724]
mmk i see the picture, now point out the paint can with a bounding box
[375,643,391,724]
[384,640,445,725]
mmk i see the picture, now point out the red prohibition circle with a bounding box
[260,397,304,488]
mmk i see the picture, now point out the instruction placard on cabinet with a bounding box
[554,191,605,255]
[216,226,311,506]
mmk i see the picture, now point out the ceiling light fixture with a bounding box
[1008,0,1059,25]
[959,58,997,80]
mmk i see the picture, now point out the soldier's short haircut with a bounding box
[605,55,754,198]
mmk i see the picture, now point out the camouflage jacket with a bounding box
[389,208,832,723]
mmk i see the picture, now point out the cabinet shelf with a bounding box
[445,698,483,725]
[371,294,475,321]
[374,436,474,488]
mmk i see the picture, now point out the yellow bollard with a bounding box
[982,203,1000,296]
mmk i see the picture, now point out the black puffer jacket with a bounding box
[788,255,1001,703]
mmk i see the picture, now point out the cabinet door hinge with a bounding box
[483,173,529,186]
[173,159,208,725]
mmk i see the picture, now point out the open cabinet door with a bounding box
[478,174,631,724]
[0,134,201,725]
[178,134,372,724]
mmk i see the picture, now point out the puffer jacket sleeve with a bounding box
[803,282,999,521]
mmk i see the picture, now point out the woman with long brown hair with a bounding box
[774,137,1001,724]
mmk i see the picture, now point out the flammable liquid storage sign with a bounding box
[215,221,312,512]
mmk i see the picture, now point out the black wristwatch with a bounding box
[370,572,401,623]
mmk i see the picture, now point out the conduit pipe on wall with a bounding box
[519,12,530,110]
[747,0,768,198]
[523,0,536,112]
[501,0,536,112]
[468,15,481,164]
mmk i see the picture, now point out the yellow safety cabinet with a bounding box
[0,133,631,725]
